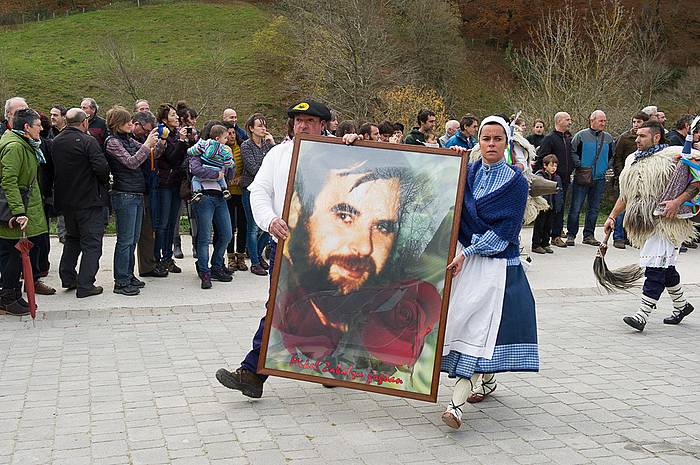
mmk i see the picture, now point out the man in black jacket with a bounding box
[666,114,693,147]
[534,112,574,248]
[52,108,111,298]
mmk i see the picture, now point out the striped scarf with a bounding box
[12,129,46,164]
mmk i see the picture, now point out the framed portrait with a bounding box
[258,134,467,402]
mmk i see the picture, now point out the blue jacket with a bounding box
[445,131,475,150]
[570,128,614,180]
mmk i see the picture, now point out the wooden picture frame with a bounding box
[258,134,467,402]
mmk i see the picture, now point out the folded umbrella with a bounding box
[15,233,36,319]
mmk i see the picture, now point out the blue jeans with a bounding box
[567,178,606,239]
[192,194,232,274]
[112,192,144,286]
[242,188,270,266]
[151,187,181,262]
[241,241,276,380]
[614,212,626,241]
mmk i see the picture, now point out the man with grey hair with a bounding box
[534,111,574,248]
[440,119,460,146]
[0,97,28,136]
[566,110,614,247]
[52,108,110,298]
[80,97,108,146]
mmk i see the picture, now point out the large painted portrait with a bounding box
[259,134,466,402]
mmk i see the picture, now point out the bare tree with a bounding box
[281,0,407,121]
[506,0,669,134]
[95,36,154,102]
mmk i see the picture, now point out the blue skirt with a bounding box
[441,264,539,378]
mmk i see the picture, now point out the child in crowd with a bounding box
[424,130,440,148]
[532,154,563,254]
[187,124,234,201]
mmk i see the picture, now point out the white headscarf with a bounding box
[477,115,511,143]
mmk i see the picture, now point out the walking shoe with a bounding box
[211,267,233,282]
[216,367,264,398]
[139,267,168,278]
[199,271,212,289]
[165,259,181,274]
[582,236,601,246]
[683,240,698,249]
[130,277,146,288]
[259,256,270,270]
[173,243,184,259]
[663,303,694,325]
[565,236,576,247]
[552,237,567,248]
[113,284,139,296]
[623,315,646,331]
[61,281,77,290]
[77,285,104,298]
[613,240,626,249]
[32,280,56,295]
[441,401,464,429]
[250,264,268,276]
[235,253,248,271]
[543,246,554,254]
[0,300,29,316]
[531,246,546,254]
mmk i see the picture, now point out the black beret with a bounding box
[286,99,332,121]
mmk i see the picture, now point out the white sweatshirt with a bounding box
[248,141,294,239]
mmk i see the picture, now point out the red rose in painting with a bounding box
[272,288,343,360]
[361,280,441,367]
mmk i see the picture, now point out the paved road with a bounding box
[1,230,699,464]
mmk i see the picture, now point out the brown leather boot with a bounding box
[227,253,238,273]
[235,253,248,271]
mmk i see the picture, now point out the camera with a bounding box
[186,127,193,135]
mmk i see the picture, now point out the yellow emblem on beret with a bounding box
[293,102,310,111]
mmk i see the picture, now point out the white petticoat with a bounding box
[639,233,678,268]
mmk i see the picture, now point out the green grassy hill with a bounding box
[0,1,290,128]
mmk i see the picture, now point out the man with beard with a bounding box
[271,155,415,364]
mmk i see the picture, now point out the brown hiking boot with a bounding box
[32,280,56,295]
[552,237,567,248]
[216,368,264,398]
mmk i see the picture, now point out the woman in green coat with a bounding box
[0,109,48,315]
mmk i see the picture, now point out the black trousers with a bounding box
[532,209,555,247]
[226,194,247,254]
[36,208,52,274]
[643,266,681,300]
[59,206,108,292]
[550,178,570,239]
[0,236,41,291]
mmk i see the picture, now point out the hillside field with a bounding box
[0,1,292,126]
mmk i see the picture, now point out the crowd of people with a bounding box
[0,97,697,310]
[2,93,698,431]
